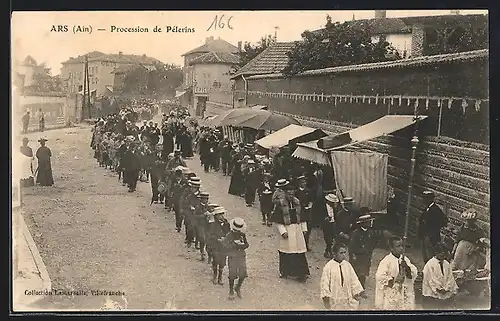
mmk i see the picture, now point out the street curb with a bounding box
[18,212,52,292]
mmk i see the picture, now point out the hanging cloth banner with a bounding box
[330,151,389,212]
[368,97,372,104]
[334,96,338,106]
[407,98,411,106]
[461,99,468,114]
[391,97,394,105]
[399,96,402,106]
[375,95,379,104]
[383,97,386,104]
[475,100,481,112]
[362,95,366,103]
[448,98,453,109]
[425,98,430,110]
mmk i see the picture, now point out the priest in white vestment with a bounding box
[321,242,366,310]
[422,242,458,309]
[375,236,418,310]
[271,183,310,282]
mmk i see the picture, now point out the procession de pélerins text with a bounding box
[50,25,195,33]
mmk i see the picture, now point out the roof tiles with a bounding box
[182,39,238,57]
[189,52,240,65]
[231,42,296,78]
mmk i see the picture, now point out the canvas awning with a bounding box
[318,115,428,150]
[255,124,327,150]
[292,115,428,164]
[175,91,186,98]
[292,140,331,166]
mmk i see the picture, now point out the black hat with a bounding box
[38,138,48,143]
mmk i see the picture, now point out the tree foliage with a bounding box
[237,34,276,68]
[282,15,401,76]
[423,21,488,56]
[117,62,183,97]
[23,61,65,93]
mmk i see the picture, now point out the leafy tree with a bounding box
[23,62,65,93]
[117,62,183,97]
[423,21,488,56]
[282,15,401,76]
[237,34,276,68]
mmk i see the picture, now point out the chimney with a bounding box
[375,10,387,19]
[237,41,242,52]
[119,51,123,55]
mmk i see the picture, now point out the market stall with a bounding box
[292,115,428,228]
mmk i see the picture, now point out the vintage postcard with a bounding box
[11,10,490,312]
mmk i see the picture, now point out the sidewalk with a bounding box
[12,208,52,312]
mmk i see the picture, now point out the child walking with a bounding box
[222,217,249,300]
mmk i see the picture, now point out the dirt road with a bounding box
[19,123,483,311]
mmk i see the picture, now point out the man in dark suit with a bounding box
[418,190,447,264]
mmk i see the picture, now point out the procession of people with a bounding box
[82,103,490,309]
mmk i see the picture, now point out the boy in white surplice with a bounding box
[422,242,458,310]
[375,236,418,310]
[321,242,366,310]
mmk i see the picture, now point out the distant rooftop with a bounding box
[61,51,162,65]
[182,37,238,57]
[189,51,240,65]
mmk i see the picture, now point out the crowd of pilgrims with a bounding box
[88,106,490,309]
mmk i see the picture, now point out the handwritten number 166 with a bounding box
[207,15,233,31]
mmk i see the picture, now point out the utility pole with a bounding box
[274,26,279,43]
[85,55,91,119]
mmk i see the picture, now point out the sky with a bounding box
[12,10,487,75]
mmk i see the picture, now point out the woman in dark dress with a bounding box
[35,138,54,186]
[228,150,244,196]
[161,127,174,161]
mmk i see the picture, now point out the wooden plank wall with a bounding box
[277,112,490,239]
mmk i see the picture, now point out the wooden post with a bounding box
[402,133,420,255]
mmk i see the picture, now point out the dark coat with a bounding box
[349,227,377,276]
[418,203,447,243]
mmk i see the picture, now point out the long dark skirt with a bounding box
[36,161,54,186]
[228,168,244,196]
[278,251,310,279]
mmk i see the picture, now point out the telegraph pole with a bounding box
[274,26,279,43]
[85,55,91,119]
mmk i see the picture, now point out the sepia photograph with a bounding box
[11,9,490,312]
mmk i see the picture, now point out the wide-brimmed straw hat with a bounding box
[325,194,339,203]
[197,191,209,199]
[38,138,48,142]
[275,179,289,188]
[230,217,246,232]
[356,214,375,224]
[212,207,227,216]
[208,203,219,210]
